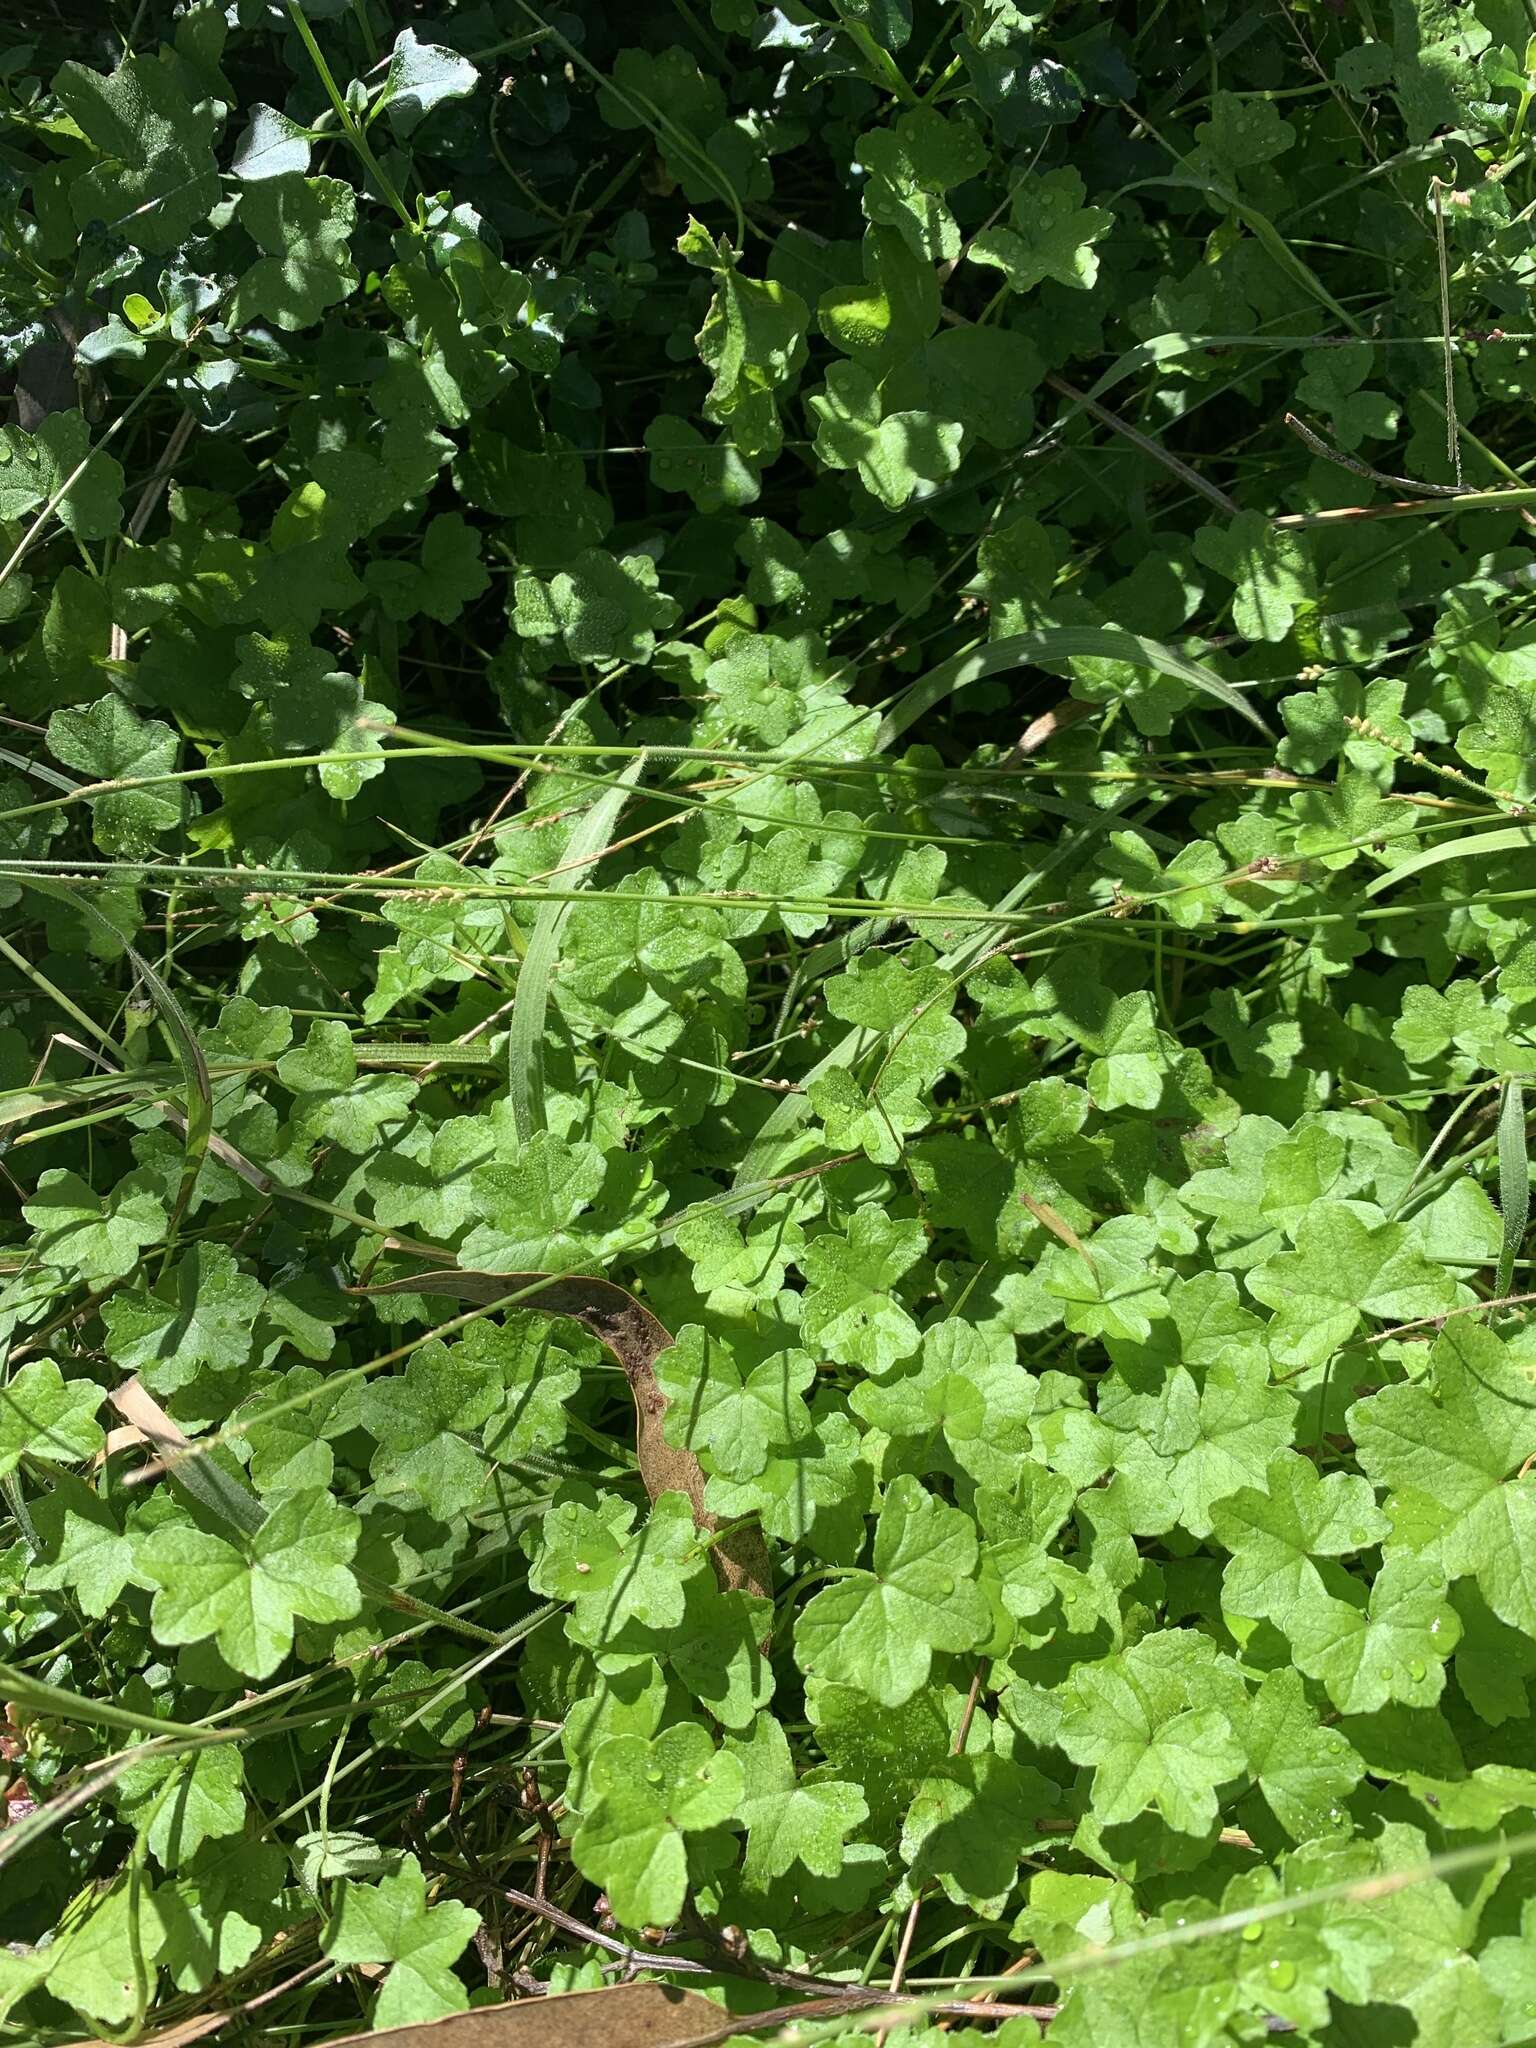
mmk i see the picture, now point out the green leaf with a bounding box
[1350,1323,1536,1635]
[1194,512,1317,645]
[461,1130,608,1271]
[798,1210,926,1371]
[1212,1453,1390,1627]
[1036,1215,1167,1344]
[44,1881,152,2024]
[21,1168,166,1282]
[531,1489,706,1644]
[1484,1899,1536,2041]
[900,1752,1058,1914]
[686,248,809,454]
[794,1473,990,1706]
[276,1020,417,1152]
[365,513,489,625]
[54,50,219,252]
[324,1853,479,2028]
[1286,1556,1460,1714]
[645,415,761,512]
[29,1473,144,1614]
[0,1361,105,1477]
[47,698,185,854]
[1243,1667,1364,1841]
[138,1487,361,1678]
[728,1715,867,1881]
[362,1114,501,1239]
[231,103,312,180]
[361,1341,500,1521]
[115,1743,246,1868]
[150,1843,285,1994]
[655,1325,815,1480]
[860,107,988,261]
[968,168,1113,293]
[853,1318,1034,1490]
[807,359,964,509]
[1247,1203,1460,1369]
[101,1245,263,1392]
[570,1722,744,1927]
[381,28,479,137]
[509,755,647,1140]
[363,855,506,1022]
[1058,1634,1248,1835]
[0,412,124,540]
[1195,92,1296,177]
[231,175,358,330]
[514,549,681,665]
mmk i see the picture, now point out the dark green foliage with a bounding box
[3,1,1536,2041]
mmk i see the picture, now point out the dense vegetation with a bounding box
[5,0,1536,2040]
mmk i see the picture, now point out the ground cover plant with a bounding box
[6,0,1536,2041]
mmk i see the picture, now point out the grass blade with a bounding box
[509,752,648,1141]
[875,625,1273,750]
[1364,823,1536,895]
[1498,1079,1529,1300]
[13,877,212,1231]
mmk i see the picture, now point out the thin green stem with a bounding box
[285,1,416,229]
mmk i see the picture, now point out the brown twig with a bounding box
[114,1955,333,2048]
[1359,1288,1536,1346]
[109,412,198,664]
[1273,485,1536,528]
[128,410,197,542]
[428,1860,1058,2025]
[1282,411,1463,497]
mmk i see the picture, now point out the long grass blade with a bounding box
[16,875,213,1232]
[508,752,648,1140]
[1364,823,1536,895]
[1498,1079,1529,1300]
[875,625,1273,750]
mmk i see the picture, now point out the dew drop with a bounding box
[1267,1960,1297,1991]
[645,1766,664,1784]
[938,1576,954,1596]
[1241,1921,1264,1944]
[1407,1659,1426,1682]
